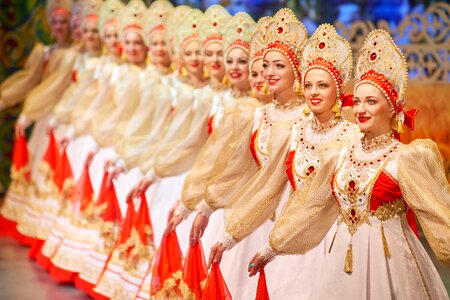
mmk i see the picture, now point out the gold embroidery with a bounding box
[373,199,405,221]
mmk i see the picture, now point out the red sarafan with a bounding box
[201,262,232,300]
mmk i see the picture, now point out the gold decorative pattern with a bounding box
[335,3,449,83]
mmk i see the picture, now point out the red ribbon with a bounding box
[403,108,418,130]
[339,93,354,108]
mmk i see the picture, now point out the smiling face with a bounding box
[304,68,337,120]
[82,20,101,54]
[263,51,295,95]
[123,31,148,66]
[353,83,393,137]
[149,30,171,68]
[103,24,120,56]
[182,39,203,77]
[203,41,225,80]
[250,58,266,97]
[225,47,250,91]
[50,14,71,45]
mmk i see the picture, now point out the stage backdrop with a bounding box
[0,1,449,198]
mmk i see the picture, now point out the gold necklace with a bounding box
[311,116,343,134]
[231,89,251,98]
[361,131,396,152]
[272,98,302,111]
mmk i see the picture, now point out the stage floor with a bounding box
[0,235,448,299]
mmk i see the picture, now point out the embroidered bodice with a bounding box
[250,104,304,168]
[332,142,407,234]
[286,119,359,191]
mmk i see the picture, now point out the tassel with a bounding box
[396,115,404,133]
[380,224,391,258]
[332,100,341,117]
[328,230,337,253]
[262,82,270,95]
[344,243,353,273]
[222,75,230,87]
[169,63,175,73]
[182,67,188,77]
[303,104,310,116]
[294,79,303,97]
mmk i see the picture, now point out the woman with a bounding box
[197,10,307,298]
[246,24,360,299]
[0,0,76,232]
[165,16,271,239]
[90,1,160,298]
[15,0,103,256]
[265,29,449,299]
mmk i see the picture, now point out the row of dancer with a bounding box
[0,0,448,299]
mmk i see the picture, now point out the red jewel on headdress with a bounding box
[159,14,163,18]
[237,28,242,33]
[193,24,197,28]
[318,42,325,49]
[277,27,283,34]
[370,52,377,61]
[213,22,217,27]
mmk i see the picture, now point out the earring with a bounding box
[251,89,257,98]
[261,82,270,95]
[222,75,230,87]
[146,55,152,65]
[332,99,341,117]
[294,79,303,97]
[169,62,175,73]
[102,46,108,56]
[303,104,310,116]
[203,68,209,79]
[179,66,188,77]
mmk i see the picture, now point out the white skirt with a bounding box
[311,215,448,300]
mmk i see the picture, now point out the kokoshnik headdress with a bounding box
[249,16,272,72]
[175,9,203,59]
[222,12,256,58]
[119,0,148,46]
[144,0,174,37]
[355,29,417,134]
[99,0,124,37]
[198,5,231,52]
[80,0,102,28]
[302,23,353,113]
[46,0,73,24]
[262,8,308,82]
[165,5,192,58]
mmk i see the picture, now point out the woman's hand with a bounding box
[189,213,209,245]
[15,122,25,137]
[165,201,183,236]
[248,252,269,277]
[208,242,225,268]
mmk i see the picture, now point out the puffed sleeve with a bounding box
[152,88,213,177]
[138,86,195,174]
[21,48,77,121]
[118,83,174,169]
[220,122,292,244]
[268,146,341,254]
[0,43,46,108]
[180,102,255,211]
[201,108,259,212]
[397,139,450,265]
